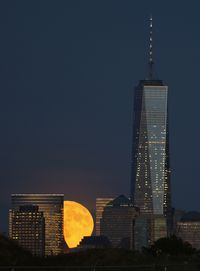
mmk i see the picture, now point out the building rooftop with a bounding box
[180,211,200,222]
[12,194,64,196]
[106,195,132,207]
[138,79,164,86]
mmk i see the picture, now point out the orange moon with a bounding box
[63,201,94,248]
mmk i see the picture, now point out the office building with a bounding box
[100,195,139,249]
[131,18,172,249]
[130,17,171,249]
[9,194,64,256]
[10,205,45,256]
[176,211,200,249]
[96,197,114,236]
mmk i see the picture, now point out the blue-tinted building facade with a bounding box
[131,79,171,248]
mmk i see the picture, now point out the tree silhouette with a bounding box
[147,235,195,256]
[0,234,32,265]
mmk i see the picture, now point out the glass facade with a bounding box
[134,215,153,249]
[134,214,167,249]
[95,198,114,236]
[153,215,167,241]
[10,205,45,256]
[100,195,139,249]
[10,194,64,256]
[131,80,171,248]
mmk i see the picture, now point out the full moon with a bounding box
[64,201,94,248]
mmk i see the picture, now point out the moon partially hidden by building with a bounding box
[64,201,94,248]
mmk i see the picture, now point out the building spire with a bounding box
[149,15,153,80]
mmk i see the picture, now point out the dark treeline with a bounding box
[1,234,200,270]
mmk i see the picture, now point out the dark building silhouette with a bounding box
[100,195,139,249]
[10,205,45,256]
[78,236,111,250]
[130,17,172,249]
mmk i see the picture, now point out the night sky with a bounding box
[0,0,200,232]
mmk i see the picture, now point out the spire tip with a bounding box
[149,15,153,80]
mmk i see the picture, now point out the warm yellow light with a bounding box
[64,201,94,248]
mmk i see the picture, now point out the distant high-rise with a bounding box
[100,195,139,249]
[10,205,45,256]
[130,17,171,248]
[96,197,114,236]
[9,194,64,256]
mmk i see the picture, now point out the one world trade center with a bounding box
[131,17,172,249]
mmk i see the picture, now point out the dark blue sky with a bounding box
[0,0,200,232]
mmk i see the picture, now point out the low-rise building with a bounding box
[78,236,111,250]
[176,211,200,249]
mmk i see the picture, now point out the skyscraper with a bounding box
[131,17,171,248]
[9,194,64,256]
[10,205,45,256]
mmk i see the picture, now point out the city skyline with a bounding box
[1,1,200,232]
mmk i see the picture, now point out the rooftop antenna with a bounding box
[149,15,153,80]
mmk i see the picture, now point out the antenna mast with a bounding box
[149,15,153,80]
